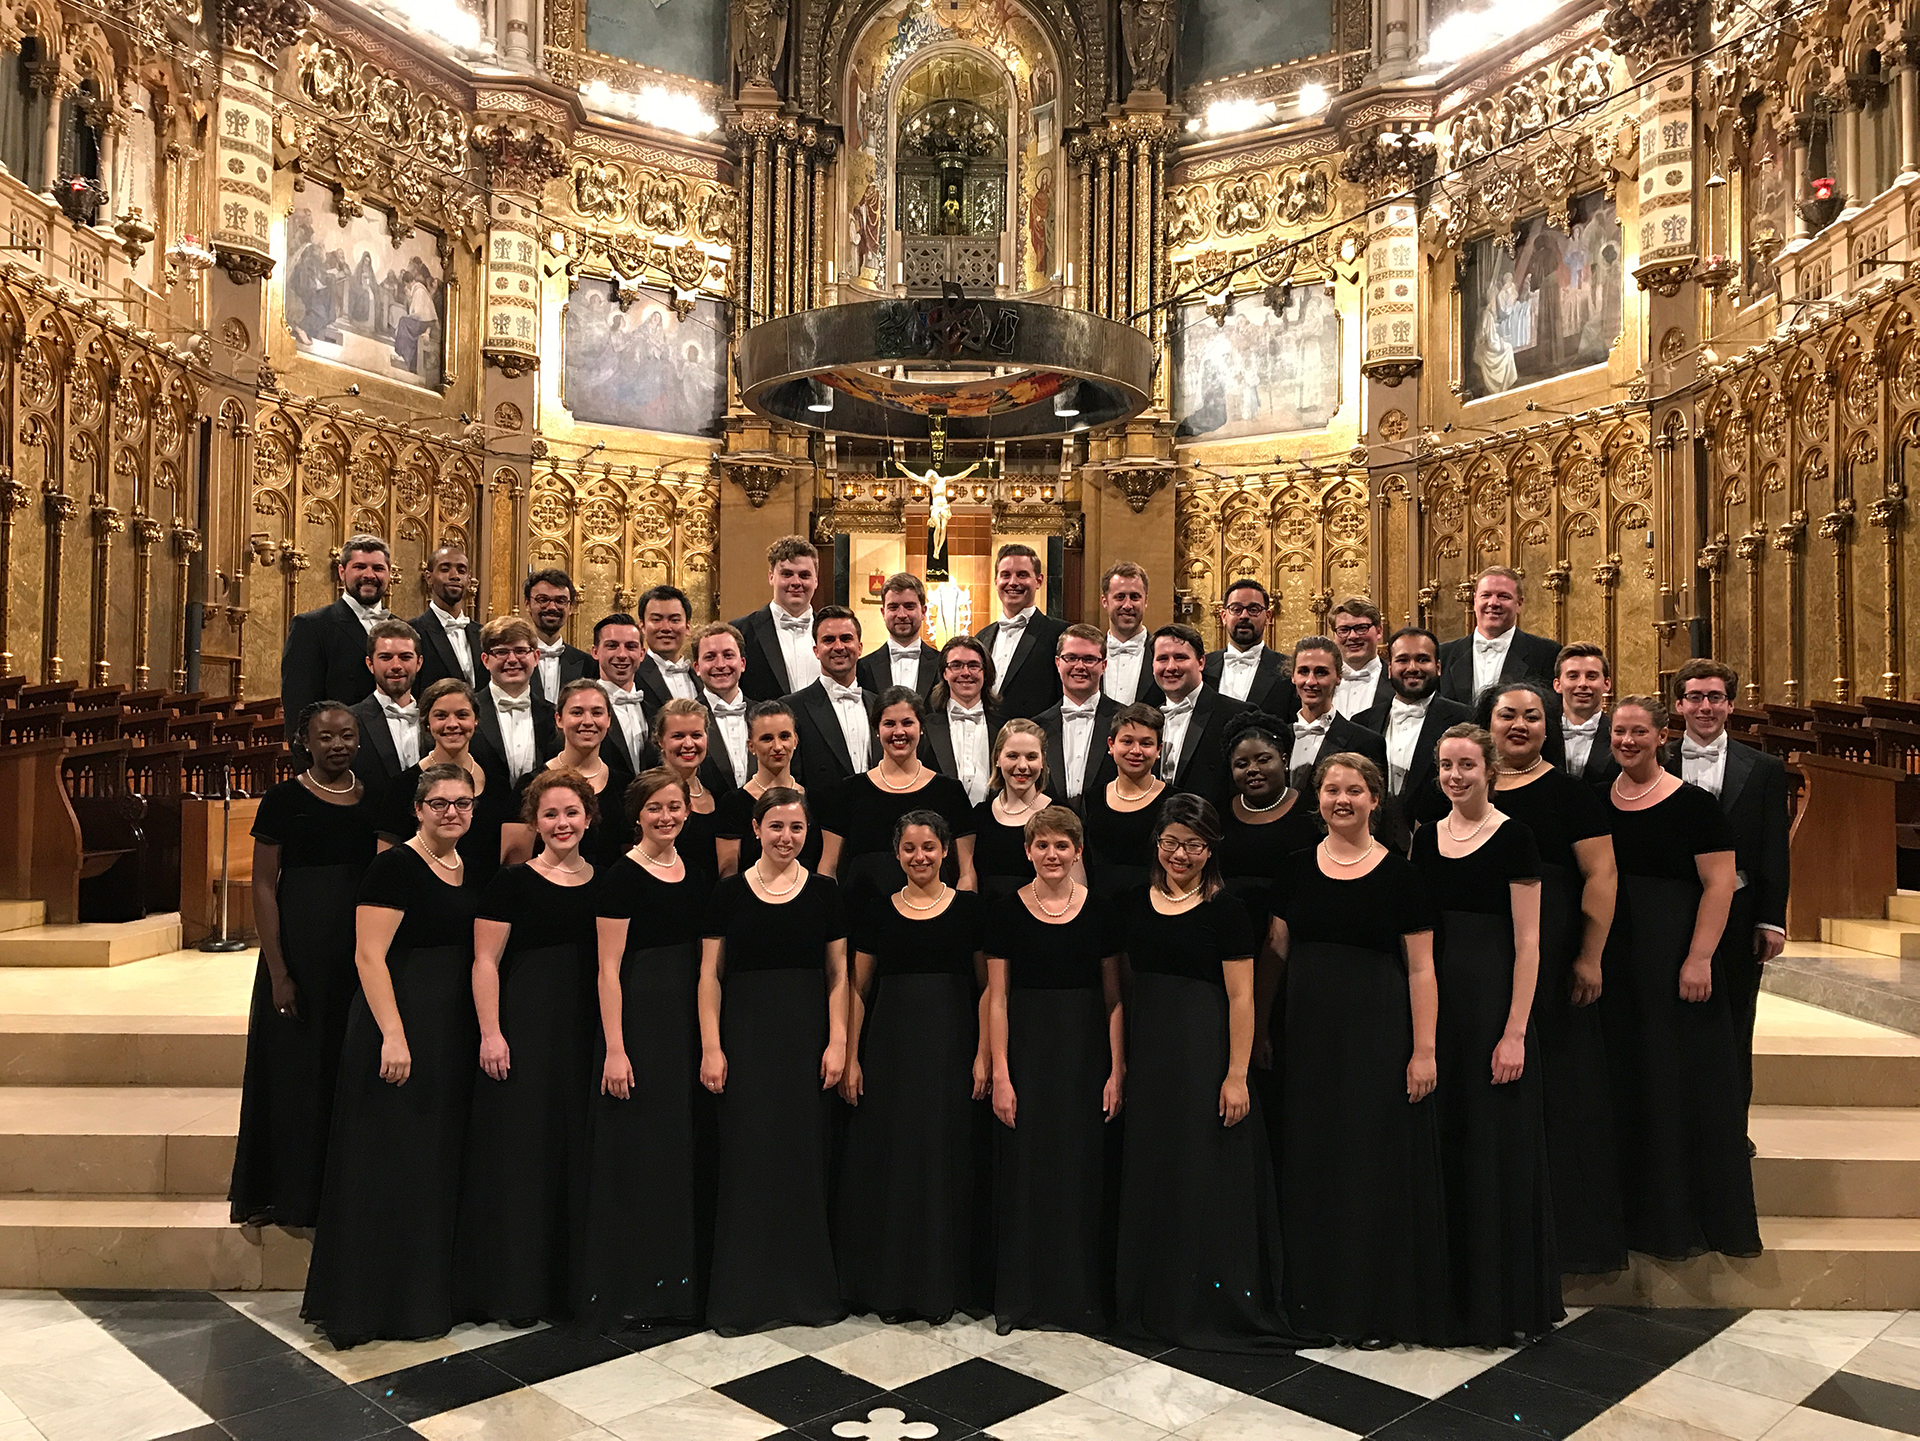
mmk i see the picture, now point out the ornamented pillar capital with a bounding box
[218,0,312,60]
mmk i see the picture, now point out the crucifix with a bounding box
[891,413,983,567]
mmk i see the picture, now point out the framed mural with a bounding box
[1744,131,1788,303]
[1460,191,1622,399]
[563,283,728,437]
[1171,285,1342,440]
[284,196,448,392]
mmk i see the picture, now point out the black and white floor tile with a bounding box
[1,1291,1918,1441]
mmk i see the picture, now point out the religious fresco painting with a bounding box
[1170,284,1342,440]
[1461,191,1622,398]
[584,0,729,84]
[563,284,728,438]
[284,196,448,392]
[1744,133,1788,302]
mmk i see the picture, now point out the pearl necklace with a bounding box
[305,769,356,795]
[1613,772,1664,803]
[900,883,949,911]
[1114,775,1157,803]
[1032,881,1077,917]
[635,846,681,873]
[878,759,924,791]
[534,852,587,877]
[415,836,463,873]
[1443,807,1495,843]
[1160,881,1203,905]
[754,860,801,896]
[1498,756,1550,779]
[565,757,608,784]
[997,788,1040,818]
[1322,837,1377,868]
[1240,785,1292,815]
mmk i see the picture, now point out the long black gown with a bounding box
[1493,769,1626,1273]
[704,872,849,1333]
[1115,888,1299,1350]
[302,847,479,1347]
[230,781,378,1227]
[818,773,975,908]
[1603,784,1761,1261]
[510,761,634,869]
[713,785,824,872]
[1274,850,1457,1346]
[1410,821,1563,1344]
[987,894,1121,1335]
[1081,784,1165,899]
[680,802,721,878]
[970,799,1037,900]
[579,857,713,1327]
[452,865,599,1324]
[377,756,515,887]
[837,892,988,1322]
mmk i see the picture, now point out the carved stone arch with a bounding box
[1839,6,1891,77]
[62,20,114,89]
[1612,501,1653,544]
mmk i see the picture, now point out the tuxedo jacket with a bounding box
[1334,664,1396,719]
[348,691,411,791]
[977,611,1068,721]
[1279,707,1391,794]
[1353,693,1472,846]
[1101,654,1164,709]
[471,688,560,780]
[1436,627,1562,705]
[1161,688,1251,804]
[530,643,597,704]
[1662,736,1791,932]
[281,597,378,740]
[1034,694,1121,799]
[1202,646,1299,717]
[408,607,480,693]
[857,641,943,704]
[919,704,1002,789]
[1560,713,1621,788]
[597,692,653,774]
[787,680,883,791]
[734,605,812,703]
[636,652,696,716]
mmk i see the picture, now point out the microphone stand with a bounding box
[199,756,248,952]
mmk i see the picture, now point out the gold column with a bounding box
[1775,510,1807,704]
[1737,526,1765,702]
[0,472,23,675]
[41,488,74,683]
[1150,136,1167,348]
[88,504,123,685]
[129,515,162,688]
[1545,562,1571,642]
[1114,141,1131,325]
[1095,148,1111,318]
[1869,489,1905,697]
[752,130,771,318]
[1133,132,1152,331]
[1595,554,1621,671]
[1699,533,1728,658]
[772,130,790,319]
[1820,499,1856,702]
[170,525,199,690]
[1075,147,1093,310]
[811,144,828,311]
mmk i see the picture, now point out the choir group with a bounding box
[240,532,1790,1354]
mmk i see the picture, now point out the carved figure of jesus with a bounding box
[893,457,983,558]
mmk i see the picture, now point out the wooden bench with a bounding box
[0,737,82,923]
[57,741,146,924]
[127,741,187,920]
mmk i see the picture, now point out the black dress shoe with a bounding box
[1747,1136,1758,1158]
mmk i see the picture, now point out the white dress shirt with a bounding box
[705,689,751,785]
[1334,657,1383,718]
[948,702,992,804]
[772,604,821,691]
[1290,713,1332,773]
[602,680,649,761]
[380,695,421,770]
[1159,692,1199,781]
[1060,696,1101,799]
[1217,643,1264,703]
[430,602,474,683]
[1471,628,1517,700]
[536,639,565,701]
[344,594,391,632]
[1681,731,1730,797]
[822,678,872,772]
[888,644,924,692]
[1561,714,1603,776]
[1384,697,1428,794]
[991,607,1036,682]
[489,683,537,780]
[1103,632,1147,704]
[647,651,698,701]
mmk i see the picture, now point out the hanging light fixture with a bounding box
[1053,381,1081,419]
[807,378,835,413]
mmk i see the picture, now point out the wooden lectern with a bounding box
[1786,752,1905,939]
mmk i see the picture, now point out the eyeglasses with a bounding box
[1222,602,1268,617]
[1332,623,1377,639]
[422,796,474,814]
[1156,836,1212,857]
[1059,652,1104,667]
[946,660,984,673]
[1679,691,1732,705]
[487,646,536,660]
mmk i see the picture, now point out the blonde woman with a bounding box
[970,718,1052,899]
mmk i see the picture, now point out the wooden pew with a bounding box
[57,741,147,923]
[0,738,82,923]
[1786,752,1907,939]
[127,741,188,919]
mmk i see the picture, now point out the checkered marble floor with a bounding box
[1,1292,1918,1441]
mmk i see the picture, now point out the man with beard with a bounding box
[525,569,597,703]
[281,534,394,741]
[1202,578,1296,714]
[409,544,479,691]
[1354,626,1473,847]
[857,573,941,701]
[350,620,424,790]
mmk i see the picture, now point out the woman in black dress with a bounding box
[303,764,481,1347]
[502,679,632,869]
[1081,703,1168,898]
[581,769,711,1327]
[700,787,851,1333]
[1272,753,1456,1346]
[1411,726,1560,1344]
[837,809,989,1322]
[655,698,720,876]
[231,702,378,1228]
[1486,680,1625,1274]
[819,687,976,906]
[987,805,1125,1335]
[1603,697,1759,1260]
[376,679,513,886]
[971,719,1051,899]
[715,701,822,875]
[454,770,600,1325]
[1115,794,1299,1350]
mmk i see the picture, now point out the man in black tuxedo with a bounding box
[1280,635,1389,792]
[1035,624,1120,802]
[592,614,651,772]
[858,573,942,701]
[471,616,558,782]
[281,533,392,739]
[1553,642,1619,787]
[1354,627,1472,847]
[409,544,480,693]
[977,543,1067,721]
[1152,624,1248,803]
[1329,596,1395,718]
[349,619,424,791]
[689,621,753,793]
[787,607,880,791]
[525,569,596,704]
[1664,658,1791,1123]
[920,635,997,803]
[733,534,823,702]
[1098,561,1162,707]
[634,584,698,714]
[1437,565,1562,706]
[1203,578,1297,715]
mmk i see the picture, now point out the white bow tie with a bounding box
[1162,695,1198,718]
[999,611,1032,631]
[1389,698,1425,722]
[1564,715,1602,737]
[823,680,863,704]
[381,700,418,721]
[495,695,531,714]
[355,605,392,623]
[949,705,985,724]
[1475,634,1506,653]
[609,688,646,708]
[1682,737,1726,761]
[657,659,691,678]
[1224,647,1259,665]
[889,645,921,661]
[1108,635,1142,655]
[775,611,813,635]
[707,695,746,718]
[1294,716,1329,737]
[1062,700,1101,720]
[1343,662,1376,681]
[538,641,564,658]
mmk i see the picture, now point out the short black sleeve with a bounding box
[251,784,297,844]
[702,874,743,939]
[713,786,752,841]
[1212,891,1257,960]
[1496,820,1543,880]
[1679,782,1737,854]
[1394,858,1440,934]
[358,847,419,909]
[931,775,977,838]
[477,864,532,924]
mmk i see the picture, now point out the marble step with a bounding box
[0,901,43,934]
[0,1195,307,1289]
[1753,1033,1920,1107]
[1751,1105,1920,1217]
[0,1087,238,1195]
[0,914,183,967]
[0,1016,248,1086]
[1888,893,1920,924]
[1822,916,1920,959]
[1564,1216,1920,1309]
